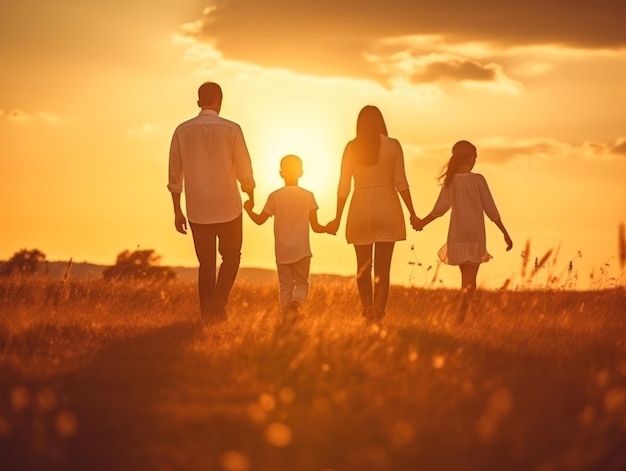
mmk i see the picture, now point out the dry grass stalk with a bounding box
[430,261,441,286]
[62,257,73,281]
[551,245,561,267]
[521,240,531,278]
[619,223,625,271]
[529,250,553,281]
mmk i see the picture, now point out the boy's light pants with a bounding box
[276,256,311,314]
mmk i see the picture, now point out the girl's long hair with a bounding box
[438,140,476,186]
[352,105,388,166]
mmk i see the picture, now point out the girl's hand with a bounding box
[504,233,513,251]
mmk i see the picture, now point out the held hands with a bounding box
[326,218,340,235]
[243,199,254,213]
[410,215,424,232]
[245,190,254,209]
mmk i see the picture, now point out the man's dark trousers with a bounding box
[190,214,242,322]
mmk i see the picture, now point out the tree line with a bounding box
[0,248,177,281]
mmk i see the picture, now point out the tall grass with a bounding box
[1,271,625,470]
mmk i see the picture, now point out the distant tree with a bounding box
[0,249,47,276]
[103,249,177,282]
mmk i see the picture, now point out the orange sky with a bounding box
[1,1,625,289]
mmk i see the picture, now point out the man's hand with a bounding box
[174,211,187,235]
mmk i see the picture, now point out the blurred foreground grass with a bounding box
[1,276,625,471]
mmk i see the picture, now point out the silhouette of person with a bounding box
[168,82,255,324]
[415,140,512,321]
[244,155,327,316]
[327,105,419,323]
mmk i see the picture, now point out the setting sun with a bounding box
[254,118,339,201]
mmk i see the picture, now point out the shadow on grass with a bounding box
[2,320,259,471]
[2,309,625,471]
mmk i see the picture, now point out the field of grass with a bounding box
[1,275,625,471]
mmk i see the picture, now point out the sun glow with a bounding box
[254,122,339,201]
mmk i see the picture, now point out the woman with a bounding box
[416,140,513,321]
[327,106,419,322]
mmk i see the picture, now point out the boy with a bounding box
[244,155,327,315]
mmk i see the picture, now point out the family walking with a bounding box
[168,82,513,326]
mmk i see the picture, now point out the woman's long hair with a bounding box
[438,140,476,186]
[352,105,388,166]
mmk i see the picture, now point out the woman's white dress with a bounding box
[338,135,409,245]
[430,173,501,265]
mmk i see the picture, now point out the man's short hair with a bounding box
[198,82,223,106]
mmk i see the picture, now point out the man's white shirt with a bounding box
[168,110,255,224]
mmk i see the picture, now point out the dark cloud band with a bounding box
[179,0,626,83]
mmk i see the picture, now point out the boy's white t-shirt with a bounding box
[262,186,318,264]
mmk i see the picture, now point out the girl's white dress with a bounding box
[338,135,409,245]
[430,173,501,265]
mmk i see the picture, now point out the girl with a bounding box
[417,140,512,320]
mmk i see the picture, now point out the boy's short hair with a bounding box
[280,154,302,177]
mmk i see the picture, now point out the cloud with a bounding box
[125,123,158,136]
[476,139,571,163]
[414,59,496,82]
[6,109,31,122]
[175,0,626,86]
[477,138,626,163]
[610,138,626,156]
[583,138,626,158]
[2,109,67,125]
[37,111,67,125]
[406,137,626,165]
[365,48,523,94]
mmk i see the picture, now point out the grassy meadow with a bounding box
[1,274,625,471]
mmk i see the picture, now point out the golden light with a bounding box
[254,121,339,201]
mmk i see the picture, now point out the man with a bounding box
[168,82,255,323]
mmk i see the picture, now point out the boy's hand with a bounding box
[326,219,340,235]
